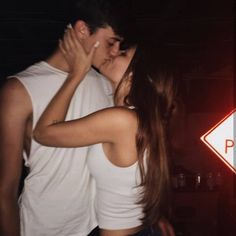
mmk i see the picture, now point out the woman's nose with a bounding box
[109,42,120,57]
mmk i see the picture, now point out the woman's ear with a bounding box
[73,20,90,40]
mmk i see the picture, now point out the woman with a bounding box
[34,27,176,236]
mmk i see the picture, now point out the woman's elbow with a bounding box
[33,128,51,146]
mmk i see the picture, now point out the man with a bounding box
[0,0,137,235]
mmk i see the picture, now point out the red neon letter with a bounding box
[225,139,234,154]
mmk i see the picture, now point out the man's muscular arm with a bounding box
[0,79,32,236]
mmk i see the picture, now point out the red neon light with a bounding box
[225,139,234,154]
[200,109,236,174]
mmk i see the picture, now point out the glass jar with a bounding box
[195,173,201,190]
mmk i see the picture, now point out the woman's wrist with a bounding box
[67,70,87,83]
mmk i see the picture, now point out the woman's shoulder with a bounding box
[106,106,137,121]
[95,106,137,130]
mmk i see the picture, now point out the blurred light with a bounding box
[201,109,236,174]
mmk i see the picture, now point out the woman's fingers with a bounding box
[63,28,74,52]
[63,26,85,55]
[59,24,99,75]
[69,28,88,57]
[59,39,67,55]
[88,41,100,61]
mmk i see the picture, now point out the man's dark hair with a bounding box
[67,0,138,49]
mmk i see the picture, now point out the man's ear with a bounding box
[73,20,90,40]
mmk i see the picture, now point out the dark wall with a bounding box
[0,0,233,83]
[0,0,69,80]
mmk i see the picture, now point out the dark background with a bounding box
[0,1,235,235]
[0,0,234,86]
[0,0,234,111]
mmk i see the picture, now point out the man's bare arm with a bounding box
[0,79,32,236]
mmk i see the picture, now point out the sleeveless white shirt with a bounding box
[87,143,143,230]
[11,61,113,236]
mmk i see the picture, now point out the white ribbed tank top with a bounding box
[87,143,143,230]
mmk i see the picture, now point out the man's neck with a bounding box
[45,48,70,72]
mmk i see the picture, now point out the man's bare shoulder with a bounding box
[0,78,32,115]
[1,77,26,94]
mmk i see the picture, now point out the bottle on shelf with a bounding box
[195,172,201,190]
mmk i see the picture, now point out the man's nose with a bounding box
[109,42,120,57]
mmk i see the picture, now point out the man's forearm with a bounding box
[0,199,20,236]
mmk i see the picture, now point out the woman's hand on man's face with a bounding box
[59,24,99,78]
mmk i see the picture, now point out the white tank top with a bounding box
[11,61,113,236]
[87,143,143,230]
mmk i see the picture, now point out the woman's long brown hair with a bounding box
[116,43,177,226]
